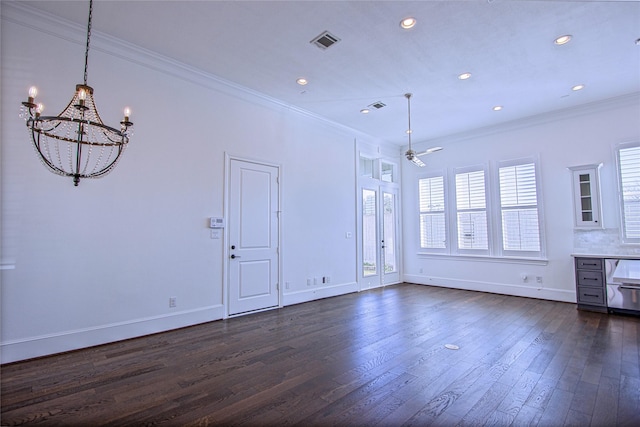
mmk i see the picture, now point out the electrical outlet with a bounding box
[169,297,177,308]
[536,276,543,284]
[307,278,311,286]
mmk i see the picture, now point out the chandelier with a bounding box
[20,0,133,186]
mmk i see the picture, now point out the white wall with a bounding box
[401,95,640,302]
[0,4,372,363]
[3,3,639,364]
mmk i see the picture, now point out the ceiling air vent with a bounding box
[369,101,386,109]
[311,31,341,50]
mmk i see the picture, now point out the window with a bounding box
[455,169,488,251]
[359,156,374,178]
[359,156,397,183]
[417,158,544,258]
[498,161,541,255]
[381,161,395,183]
[616,142,640,243]
[419,175,446,249]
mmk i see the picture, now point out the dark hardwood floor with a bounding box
[2,283,639,426]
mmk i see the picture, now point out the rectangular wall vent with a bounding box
[311,31,341,50]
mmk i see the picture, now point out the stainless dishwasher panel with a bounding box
[607,283,640,311]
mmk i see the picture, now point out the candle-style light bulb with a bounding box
[78,89,87,101]
[22,86,38,111]
[121,107,133,129]
[36,103,44,117]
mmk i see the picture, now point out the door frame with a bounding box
[356,144,402,290]
[223,153,283,318]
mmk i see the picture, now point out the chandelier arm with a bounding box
[29,116,128,146]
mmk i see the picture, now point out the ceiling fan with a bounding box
[404,93,442,167]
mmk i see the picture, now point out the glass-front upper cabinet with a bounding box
[568,164,603,228]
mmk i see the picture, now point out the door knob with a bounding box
[230,254,241,259]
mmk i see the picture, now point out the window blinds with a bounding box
[499,163,541,252]
[619,145,640,242]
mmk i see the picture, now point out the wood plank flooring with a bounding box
[2,283,639,426]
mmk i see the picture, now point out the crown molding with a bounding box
[410,92,640,151]
[1,2,379,143]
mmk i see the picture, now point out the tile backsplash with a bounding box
[573,228,640,255]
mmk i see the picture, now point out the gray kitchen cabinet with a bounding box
[575,257,607,312]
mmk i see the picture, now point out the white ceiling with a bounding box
[17,0,640,146]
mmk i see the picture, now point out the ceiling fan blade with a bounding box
[410,156,426,167]
[415,146,444,157]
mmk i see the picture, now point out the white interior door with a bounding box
[228,158,280,316]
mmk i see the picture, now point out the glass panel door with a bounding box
[382,191,396,274]
[356,151,401,290]
[382,187,400,285]
[362,188,378,279]
[360,186,400,289]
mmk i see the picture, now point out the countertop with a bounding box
[571,253,640,260]
[612,259,640,285]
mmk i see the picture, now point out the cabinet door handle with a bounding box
[584,294,599,297]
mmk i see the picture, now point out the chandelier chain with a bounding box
[83,0,93,85]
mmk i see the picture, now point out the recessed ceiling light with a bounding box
[572,84,585,91]
[492,106,503,111]
[360,108,370,114]
[554,35,572,45]
[636,38,640,46]
[296,78,308,86]
[400,17,416,29]
[458,72,472,80]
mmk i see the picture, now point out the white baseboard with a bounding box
[283,281,359,306]
[0,305,224,364]
[403,274,576,303]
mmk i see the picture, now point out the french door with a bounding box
[360,184,400,290]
